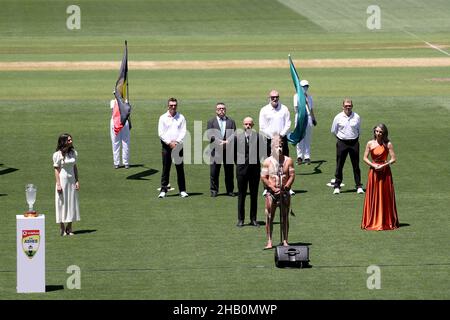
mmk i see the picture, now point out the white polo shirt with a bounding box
[331,111,361,140]
[158,111,186,144]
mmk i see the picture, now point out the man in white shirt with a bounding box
[110,99,130,169]
[259,89,291,157]
[157,97,188,198]
[330,98,364,195]
[259,89,293,196]
[293,80,317,165]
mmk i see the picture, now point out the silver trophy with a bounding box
[24,184,38,217]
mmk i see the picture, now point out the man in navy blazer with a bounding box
[206,102,236,197]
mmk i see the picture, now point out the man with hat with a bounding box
[293,79,317,165]
[330,98,364,195]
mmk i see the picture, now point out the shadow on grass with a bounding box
[399,223,410,228]
[73,229,97,235]
[165,192,203,197]
[0,194,7,197]
[126,168,158,180]
[340,189,361,193]
[0,167,19,176]
[292,189,307,194]
[214,192,239,197]
[297,160,327,175]
[288,241,312,246]
[127,164,145,168]
[46,285,64,292]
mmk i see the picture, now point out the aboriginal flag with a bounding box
[287,55,308,145]
[112,41,131,135]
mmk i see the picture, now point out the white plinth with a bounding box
[16,214,45,293]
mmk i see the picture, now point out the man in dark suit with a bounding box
[206,102,236,197]
[235,117,262,227]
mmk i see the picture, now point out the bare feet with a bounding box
[282,240,289,247]
[264,241,273,250]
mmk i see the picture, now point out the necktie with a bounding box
[220,119,225,137]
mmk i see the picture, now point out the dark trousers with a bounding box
[210,162,234,193]
[237,166,260,222]
[161,141,186,192]
[334,138,362,189]
[266,135,289,157]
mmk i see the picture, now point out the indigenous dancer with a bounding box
[261,135,295,249]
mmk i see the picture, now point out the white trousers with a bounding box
[296,120,313,159]
[110,119,130,166]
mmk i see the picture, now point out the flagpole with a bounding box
[125,40,129,103]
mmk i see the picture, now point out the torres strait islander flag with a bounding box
[112,41,131,135]
[287,54,308,145]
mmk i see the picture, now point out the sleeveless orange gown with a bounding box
[361,144,399,230]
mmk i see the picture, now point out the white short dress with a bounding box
[53,150,80,223]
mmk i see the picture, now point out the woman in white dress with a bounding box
[53,133,80,236]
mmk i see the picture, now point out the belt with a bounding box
[337,137,359,143]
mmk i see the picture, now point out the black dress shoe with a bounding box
[249,220,259,227]
[227,192,235,197]
[211,191,218,197]
[236,220,244,227]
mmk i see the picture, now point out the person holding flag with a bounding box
[293,79,317,165]
[111,41,132,169]
[110,99,130,169]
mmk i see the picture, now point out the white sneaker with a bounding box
[180,191,189,198]
[289,189,295,196]
[262,189,267,196]
[333,188,340,195]
[357,187,365,194]
[158,191,166,198]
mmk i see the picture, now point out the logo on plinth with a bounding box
[22,230,40,259]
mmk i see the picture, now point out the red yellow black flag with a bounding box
[112,41,131,135]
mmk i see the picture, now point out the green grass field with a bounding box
[0,0,449,300]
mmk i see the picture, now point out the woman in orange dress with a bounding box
[361,123,399,230]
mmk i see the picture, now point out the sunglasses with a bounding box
[270,96,279,100]
[169,104,177,107]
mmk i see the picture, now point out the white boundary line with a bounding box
[403,30,450,56]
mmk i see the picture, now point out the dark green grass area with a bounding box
[0,67,449,299]
[1,0,449,61]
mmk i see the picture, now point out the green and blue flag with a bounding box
[287,55,308,144]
